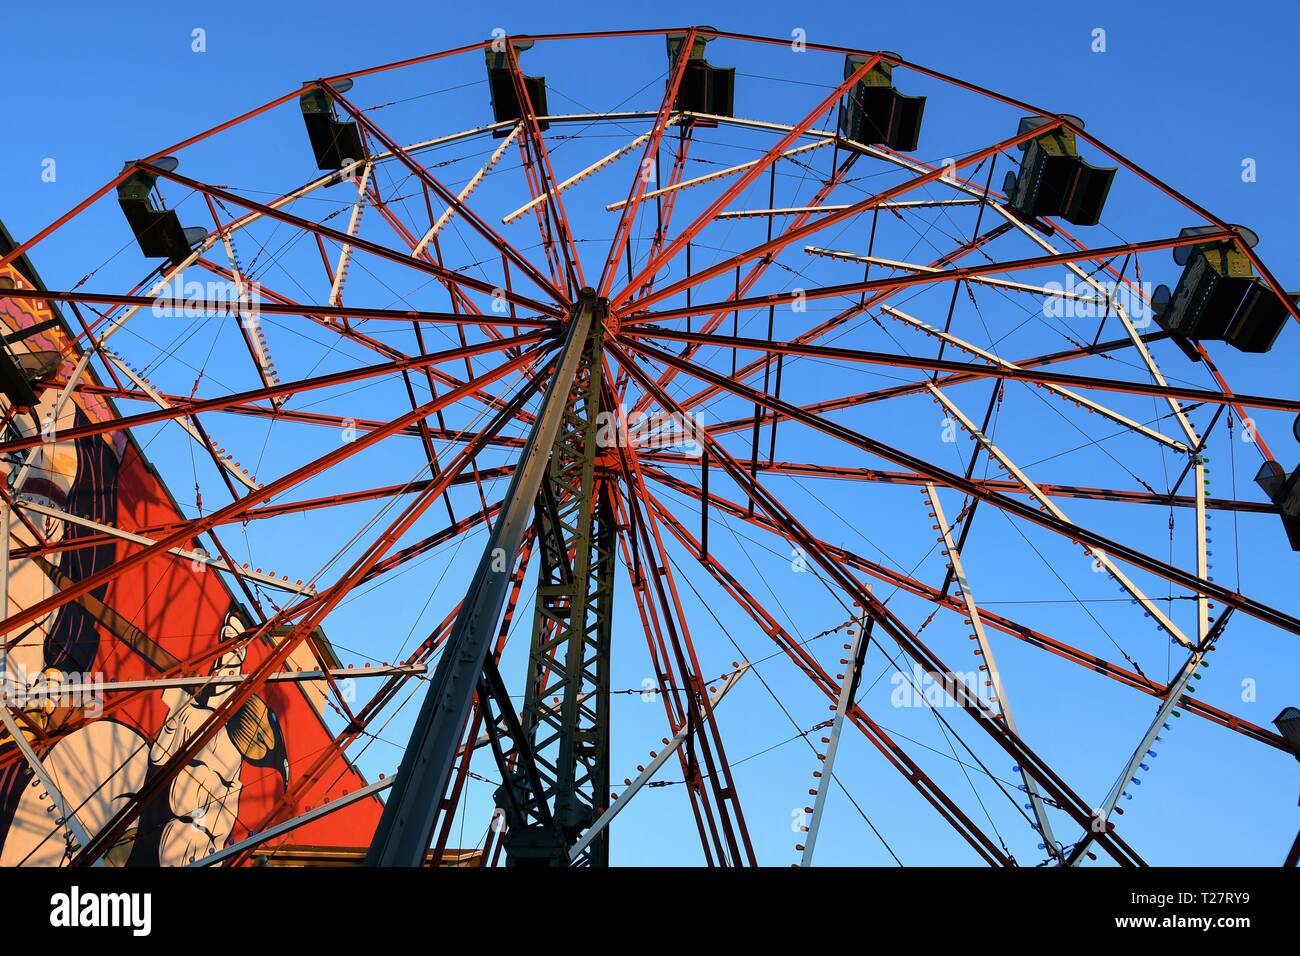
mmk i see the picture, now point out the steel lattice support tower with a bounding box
[366,292,603,867]
[502,296,616,866]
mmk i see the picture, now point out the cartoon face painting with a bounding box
[0,609,290,866]
[0,265,377,865]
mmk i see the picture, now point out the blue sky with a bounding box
[3,0,1299,866]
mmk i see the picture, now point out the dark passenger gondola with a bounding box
[1002,115,1115,226]
[0,283,58,409]
[486,39,548,137]
[840,53,925,152]
[300,78,367,170]
[667,30,734,125]
[1152,225,1293,355]
[116,157,207,266]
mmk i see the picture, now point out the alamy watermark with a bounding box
[49,886,151,936]
[1040,275,1155,326]
[151,272,261,326]
[1,664,105,718]
[594,404,707,457]
[890,664,998,713]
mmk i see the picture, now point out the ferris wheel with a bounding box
[1,26,1297,869]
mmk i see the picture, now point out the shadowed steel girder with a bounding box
[509,319,616,865]
[365,290,602,867]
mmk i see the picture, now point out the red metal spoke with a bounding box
[0,344,550,645]
[9,469,515,565]
[500,39,586,295]
[191,265,542,429]
[596,27,697,298]
[361,188,515,347]
[0,331,547,459]
[641,487,1014,865]
[614,439,757,865]
[690,332,1164,440]
[3,285,551,332]
[626,151,861,420]
[513,129,570,294]
[606,482,740,865]
[618,336,1300,638]
[321,82,571,306]
[642,454,1275,515]
[624,231,1230,326]
[138,160,563,316]
[652,222,1018,417]
[641,463,1285,753]
[619,120,1065,315]
[622,325,1300,414]
[69,381,531,452]
[623,124,695,304]
[612,341,1147,866]
[610,53,885,312]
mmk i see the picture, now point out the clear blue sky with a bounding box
[3,0,1299,866]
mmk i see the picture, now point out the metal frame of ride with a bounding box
[1,26,1297,869]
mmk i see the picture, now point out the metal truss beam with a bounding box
[509,317,616,864]
[620,328,1300,415]
[366,290,603,866]
[569,663,749,862]
[798,603,868,866]
[613,341,1146,866]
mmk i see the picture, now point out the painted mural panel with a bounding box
[0,261,380,865]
